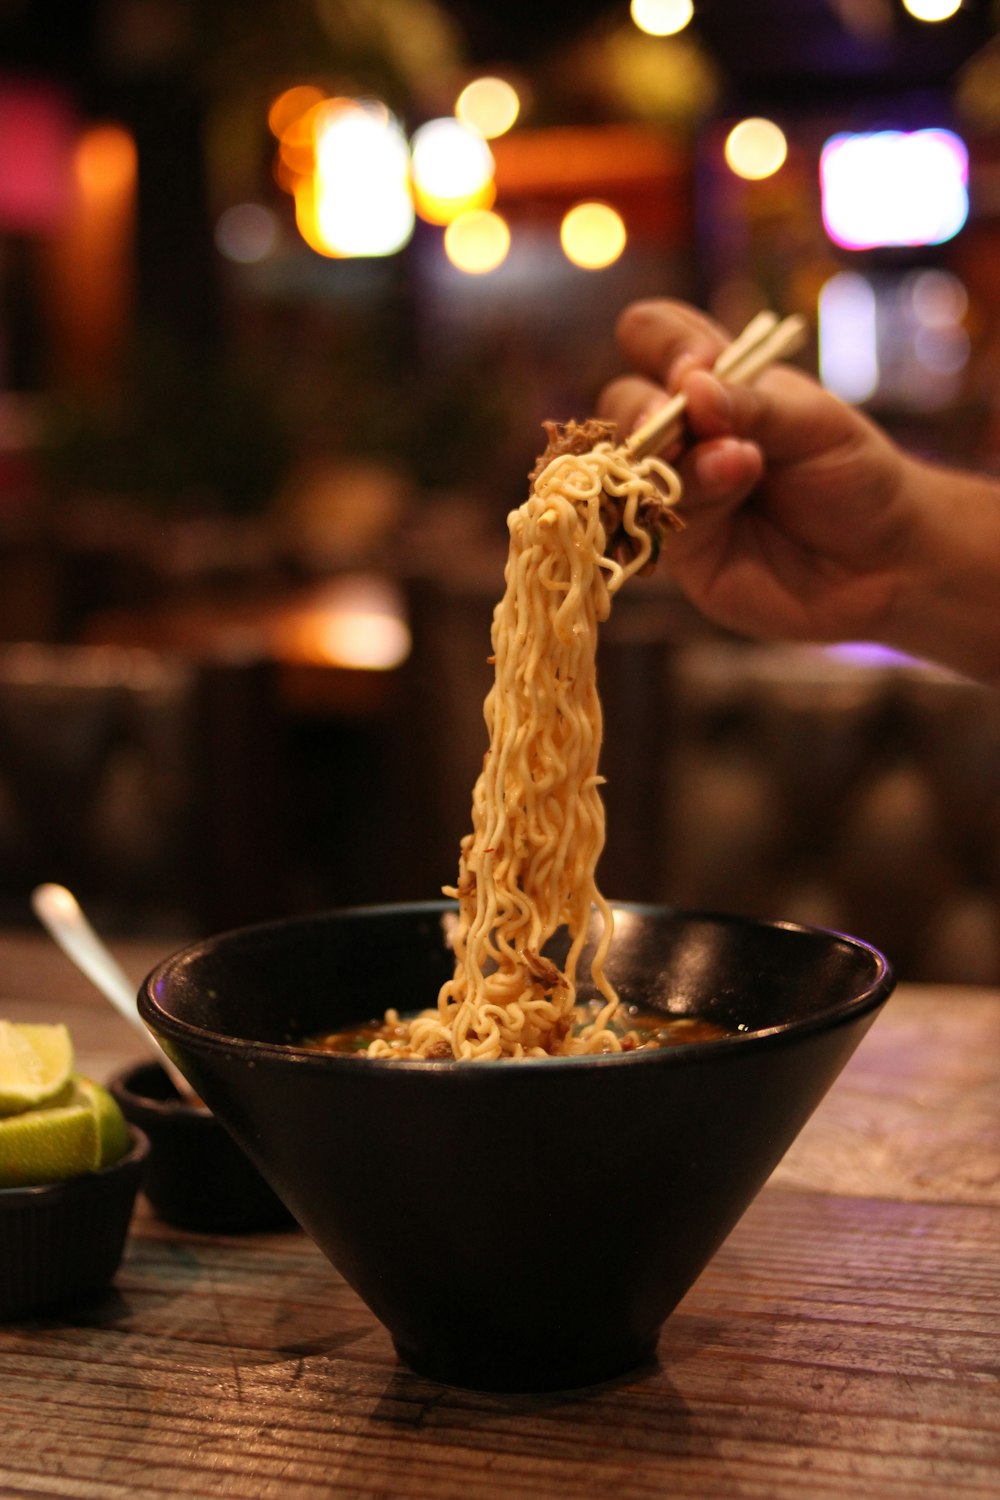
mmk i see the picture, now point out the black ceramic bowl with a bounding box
[0,1127,149,1320]
[108,1061,294,1233]
[138,901,894,1392]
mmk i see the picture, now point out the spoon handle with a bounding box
[31,883,194,1100]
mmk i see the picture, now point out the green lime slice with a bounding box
[76,1076,132,1170]
[0,1021,74,1117]
[0,1075,131,1189]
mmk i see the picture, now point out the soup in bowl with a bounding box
[138,901,894,1392]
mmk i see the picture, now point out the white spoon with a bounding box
[30,882,197,1103]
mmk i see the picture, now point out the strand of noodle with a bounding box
[371,434,682,1059]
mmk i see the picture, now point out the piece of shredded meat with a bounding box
[529,418,683,573]
[528,417,619,486]
[522,948,568,990]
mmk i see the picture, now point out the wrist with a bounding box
[885,456,1000,686]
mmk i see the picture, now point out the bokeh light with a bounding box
[312,101,413,257]
[821,129,968,249]
[818,272,878,404]
[901,0,962,20]
[267,85,327,141]
[75,124,136,202]
[410,117,496,224]
[443,208,511,274]
[819,266,971,411]
[908,269,970,377]
[269,87,329,184]
[455,77,520,139]
[630,0,694,37]
[724,117,788,180]
[908,267,969,326]
[215,203,280,263]
[559,202,627,269]
[279,576,411,671]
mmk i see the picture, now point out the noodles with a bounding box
[368,423,682,1060]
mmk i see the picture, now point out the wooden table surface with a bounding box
[1,929,998,1500]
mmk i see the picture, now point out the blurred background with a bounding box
[1,0,999,981]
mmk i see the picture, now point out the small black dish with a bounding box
[108,1061,294,1234]
[0,1127,149,1321]
[138,901,895,1391]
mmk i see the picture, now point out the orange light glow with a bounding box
[275,99,331,180]
[277,577,412,671]
[42,122,137,387]
[491,124,682,194]
[268,85,327,140]
[75,124,136,202]
[291,176,330,256]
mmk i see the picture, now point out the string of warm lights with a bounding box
[210,0,973,280]
[252,75,636,277]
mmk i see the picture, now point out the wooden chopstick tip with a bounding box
[623,310,810,459]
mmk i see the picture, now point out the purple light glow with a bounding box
[820,129,968,251]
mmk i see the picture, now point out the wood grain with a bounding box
[772,986,1000,1206]
[1,932,998,1500]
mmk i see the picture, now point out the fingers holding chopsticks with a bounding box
[614,298,731,388]
[622,310,807,457]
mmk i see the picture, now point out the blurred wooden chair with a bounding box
[655,642,1000,985]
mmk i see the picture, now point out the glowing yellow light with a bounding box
[630,0,694,37]
[443,209,511,274]
[901,0,961,19]
[291,176,328,256]
[410,117,496,224]
[724,117,788,180]
[268,85,326,140]
[559,201,627,270]
[312,101,414,257]
[455,77,521,139]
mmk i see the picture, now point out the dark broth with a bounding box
[306,1006,731,1057]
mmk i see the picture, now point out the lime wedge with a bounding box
[0,1021,74,1117]
[0,1075,131,1189]
[76,1075,132,1170]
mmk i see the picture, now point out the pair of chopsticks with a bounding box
[625,310,808,460]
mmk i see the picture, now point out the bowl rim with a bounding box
[108,1061,213,1121]
[137,901,895,1073]
[0,1126,150,1204]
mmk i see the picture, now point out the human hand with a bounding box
[598,298,918,646]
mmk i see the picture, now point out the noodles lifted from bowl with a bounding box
[369,421,682,1060]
